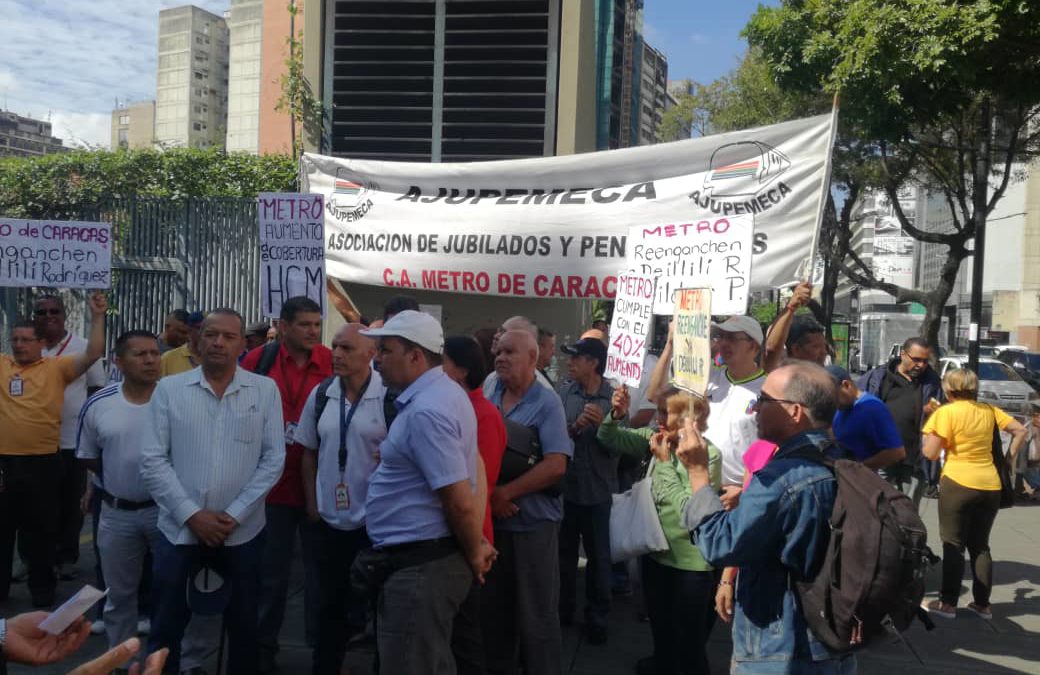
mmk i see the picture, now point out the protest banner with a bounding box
[259,192,326,319]
[0,219,112,289]
[626,216,752,315]
[301,113,836,302]
[672,288,712,396]
[604,271,656,387]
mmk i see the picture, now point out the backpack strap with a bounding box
[252,341,281,376]
[383,389,398,429]
[313,376,337,428]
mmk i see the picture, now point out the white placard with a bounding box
[605,271,656,387]
[259,193,326,319]
[0,219,112,288]
[626,217,754,315]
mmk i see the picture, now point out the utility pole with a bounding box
[967,98,992,374]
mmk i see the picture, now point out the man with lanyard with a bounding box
[239,296,331,673]
[360,310,493,675]
[159,312,205,377]
[0,292,107,607]
[556,337,614,644]
[484,329,572,675]
[297,323,387,675]
[33,294,107,580]
[76,330,163,662]
[858,337,942,506]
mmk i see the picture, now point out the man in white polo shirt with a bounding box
[77,330,162,661]
[297,323,389,675]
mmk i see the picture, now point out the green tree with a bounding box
[275,1,323,164]
[744,0,1040,348]
[0,148,296,219]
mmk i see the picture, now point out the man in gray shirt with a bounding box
[141,309,285,675]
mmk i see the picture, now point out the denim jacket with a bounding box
[681,430,844,667]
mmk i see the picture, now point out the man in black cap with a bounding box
[827,365,907,470]
[556,337,615,644]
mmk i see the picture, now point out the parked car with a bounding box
[997,350,1040,393]
[938,355,1040,420]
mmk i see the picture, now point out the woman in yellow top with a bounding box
[920,368,1027,620]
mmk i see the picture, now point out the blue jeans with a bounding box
[149,530,266,675]
[258,504,320,657]
[732,655,857,674]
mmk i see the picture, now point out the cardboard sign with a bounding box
[672,287,712,395]
[0,219,112,288]
[627,216,753,315]
[605,271,656,387]
[259,193,326,319]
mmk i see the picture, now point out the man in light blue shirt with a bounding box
[483,329,572,675]
[141,309,285,675]
[361,310,494,675]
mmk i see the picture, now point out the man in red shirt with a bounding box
[239,296,332,674]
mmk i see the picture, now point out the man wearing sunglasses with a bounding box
[858,337,943,507]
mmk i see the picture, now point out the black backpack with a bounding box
[795,458,937,653]
[252,341,281,376]
[313,375,397,430]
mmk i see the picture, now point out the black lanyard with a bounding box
[339,374,371,475]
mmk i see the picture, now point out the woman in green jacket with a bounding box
[598,385,722,675]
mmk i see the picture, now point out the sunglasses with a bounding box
[751,392,799,411]
[34,308,63,316]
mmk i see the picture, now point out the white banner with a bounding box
[605,271,656,387]
[0,219,112,288]
[259,193,326,319]
[302,113,835,307]
[626,216,752,315]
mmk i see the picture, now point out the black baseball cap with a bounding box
[186,550,231,616]
[561,338,608,374]
[825,365,852,385]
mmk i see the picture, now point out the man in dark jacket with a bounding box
[858,337,942,507]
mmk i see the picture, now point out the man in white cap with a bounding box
[360,310,495,675]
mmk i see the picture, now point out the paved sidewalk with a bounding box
[8,497,1040,674]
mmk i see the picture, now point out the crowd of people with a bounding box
[0,280,1036,675]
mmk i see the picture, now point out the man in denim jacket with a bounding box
[676,361,856,674]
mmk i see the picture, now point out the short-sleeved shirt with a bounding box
[488,377,574,532]
[704,366,766,485]
[922,400,1013,491]
[0,354,79,455]
[240,343,333,507]
[365,367,477,548]
[76,383,152,502]
[832,392,904,462]
[558,378,615,505]
[43,333,106,449]
[469,388,507,544]
[160,343,198,377]
[295,371,388,531]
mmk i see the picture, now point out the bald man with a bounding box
[482,317,554,397]
[483,330,572,675]
[296,324,389,675]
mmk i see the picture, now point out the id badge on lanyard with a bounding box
[9,375,23,397]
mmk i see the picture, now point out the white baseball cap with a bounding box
[361,309,444,354]
[714,315,764,346]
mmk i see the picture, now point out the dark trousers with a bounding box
[312,522,369,675]
[149,530,266,675]
[641,556,718,675]
[558,501,611,631]
[452,581,486,675]
[258,503,320,657]
[483,522,562,675]
[90,488,152,619]
[938,476,1001,607]
[0,454,60,601]
[56,447,87,565]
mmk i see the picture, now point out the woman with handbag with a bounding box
[920,368,1027,621]
[598,385,721,675]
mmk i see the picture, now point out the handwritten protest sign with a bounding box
[672,288,712,396]
[605,271,656,387]
[259,193,326,319]
[0,219,112,289]
[626,216,752,315]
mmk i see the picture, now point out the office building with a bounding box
[638,41,667,145]
[226,0,264,153]
[111,101,156,150]
[258,0,302,154]
[0,111,66,157]
[155,5,230,149]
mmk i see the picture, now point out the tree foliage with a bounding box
[275,1,323,163]
[0,148,296,219]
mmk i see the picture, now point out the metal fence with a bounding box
[1,196,262,355]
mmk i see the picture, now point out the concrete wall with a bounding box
[555,0,597,156]
[258,0,298,155]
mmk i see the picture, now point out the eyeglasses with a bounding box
[903,354,929,365]
[33,308,62,316]
[751,392,799,410]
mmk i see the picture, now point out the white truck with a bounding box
[854,313,947,373]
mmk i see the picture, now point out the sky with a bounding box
[0,0,771,150]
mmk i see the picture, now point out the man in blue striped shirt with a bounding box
[141,309,285,675]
